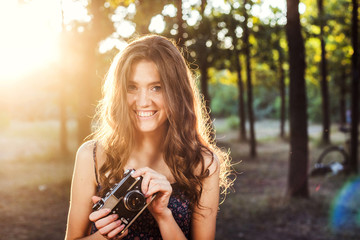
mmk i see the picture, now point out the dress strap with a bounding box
[93,141,100,186]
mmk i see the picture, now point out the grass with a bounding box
[0,119,359,240]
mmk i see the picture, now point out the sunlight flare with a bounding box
[0,0,62,81]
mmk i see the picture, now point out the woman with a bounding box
[65,35,232,240]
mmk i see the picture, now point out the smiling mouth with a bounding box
[136,111,157,117]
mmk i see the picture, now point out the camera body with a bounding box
[92,169,155,234]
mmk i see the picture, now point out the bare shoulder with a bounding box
[76,140,96,162]
[72,140,99,187]
[76,140,107,169]
[198,149,220,177]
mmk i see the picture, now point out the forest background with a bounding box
[0,0,359,239]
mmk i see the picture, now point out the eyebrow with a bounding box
[127,81,161,85]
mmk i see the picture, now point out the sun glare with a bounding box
[0,0,61,82]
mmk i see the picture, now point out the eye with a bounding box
[127,84,137,92]
[151,85,162,92]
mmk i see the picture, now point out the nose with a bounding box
[136,89,151,108]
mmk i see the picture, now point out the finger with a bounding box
[141,171,166,195]
[113,229,129,240]
[141,172,152,195]
[89,208,111,222]
[133,167,154,194]
[95,214,118,229]
[98,219,122,236]
[107,224,126,239]
[131,167,152,178]
[146,179,172,197]
[91,196,102,204]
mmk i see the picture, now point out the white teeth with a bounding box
[137,111,155,117]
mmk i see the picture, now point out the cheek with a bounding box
[127,94,135,105]
[155,95,166,109]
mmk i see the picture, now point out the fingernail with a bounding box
[116,220,122,225]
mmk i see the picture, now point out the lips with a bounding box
[136,110,157,117]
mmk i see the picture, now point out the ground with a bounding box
[0,120,359,240]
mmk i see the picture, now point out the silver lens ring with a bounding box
[123,190,146,211]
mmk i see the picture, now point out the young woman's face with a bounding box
[127,59,168,134]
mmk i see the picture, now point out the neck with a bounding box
[131,124,168,163]
[134,130,165,152]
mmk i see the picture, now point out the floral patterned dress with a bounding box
[91,183,192,240]
[91,143,192,239]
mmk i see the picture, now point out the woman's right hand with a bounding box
[89,196,128,239]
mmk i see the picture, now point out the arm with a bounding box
[131,168,187,240]
[191,155,220,240]
[65,142,126,240]
[65,142,98,240]
[148,155,220,240]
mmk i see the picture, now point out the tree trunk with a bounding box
[200,54,210,112]
[278,43,286,139]
[244,0,256,157]
[59,68,68,154]
[318,0,331,144]
[199,0,211,115]
[286,0,309,198]
[235,50,247,141]
[349,0,359,174]
[339,69,347,127]
[76,0,113,144]
[176,0,184,47]
[59,2,68,154]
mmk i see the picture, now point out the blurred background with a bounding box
[0,0,359,239]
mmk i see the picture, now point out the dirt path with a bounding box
[1,120,358,240]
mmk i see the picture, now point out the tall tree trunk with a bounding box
[244,0,256,157]
[277,39,286,139]
[339,69,347,127]
[176,0,184,47]
[77,51,95,143]
[286,0,309,198]
[349,0,359,174]
[235,50,247,141]
[318,0,331,144]
[76,0,113,144]
[199,0,211,114]
[59,1,68,154]
[200,56,210,110]
[59,67,68,154]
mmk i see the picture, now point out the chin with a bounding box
[136,122,168,134]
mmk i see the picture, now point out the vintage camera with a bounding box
[92,169,155,234]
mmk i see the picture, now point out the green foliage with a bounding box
[226,115,240,130]
[209,69,239,117]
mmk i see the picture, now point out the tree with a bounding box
[223,6,247,141]
[75,0,113,143]
[349,0,359,174]
[198,0,211,113]
[59,1,68,154]
[175,0,185,47]
[243,0,256,157]
[318,0,331,144]
[235,48,247,142]
[286,0,309,198]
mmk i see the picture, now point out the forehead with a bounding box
[129,59,161,84]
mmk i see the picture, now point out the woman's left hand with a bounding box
[131,167,172,219]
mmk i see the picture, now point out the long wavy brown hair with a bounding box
[92,35,232,209]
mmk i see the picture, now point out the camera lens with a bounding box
[124,190,146,211]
